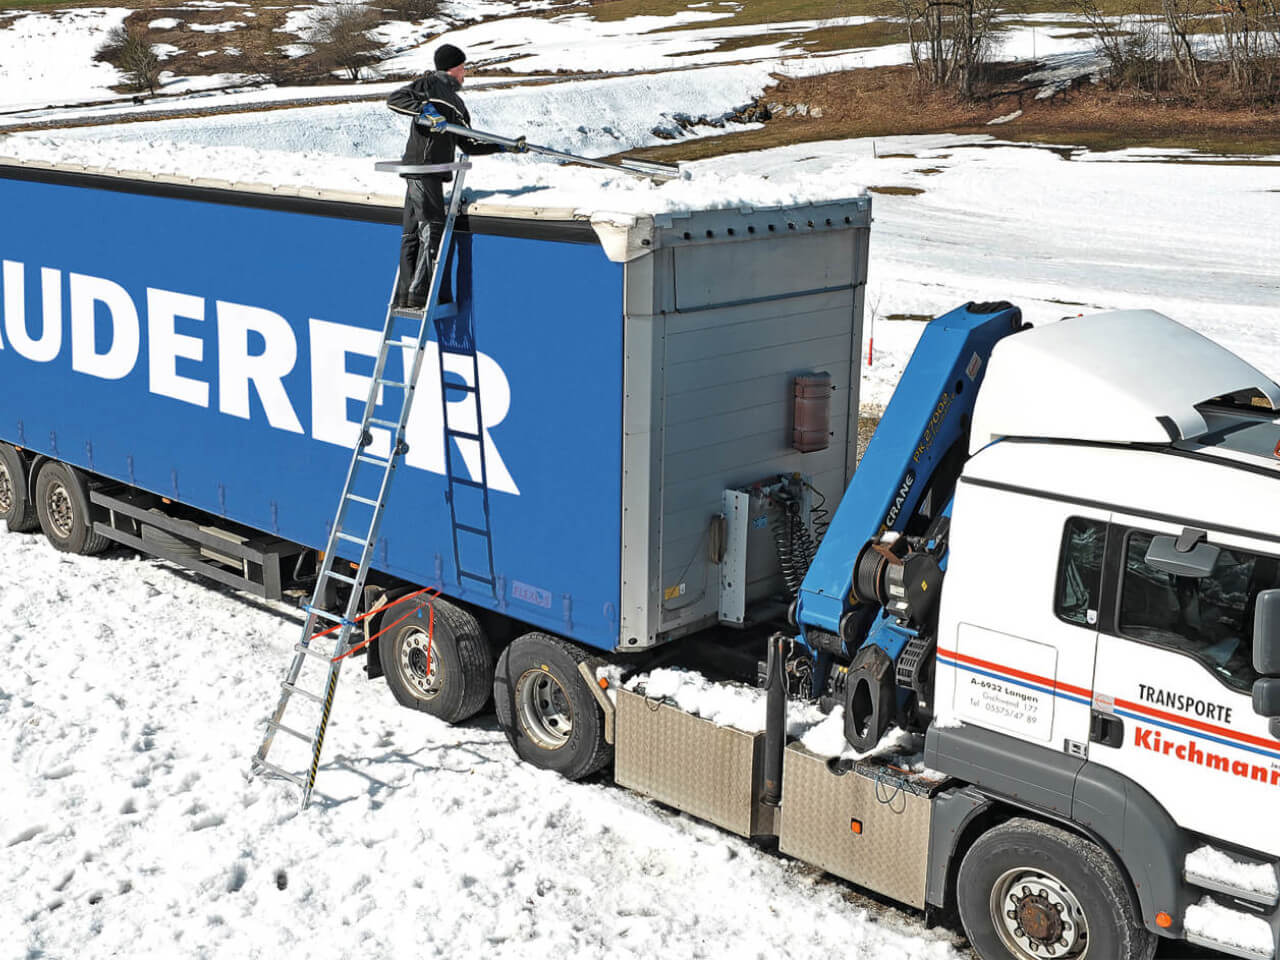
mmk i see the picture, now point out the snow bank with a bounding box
[0,8,130,112]
[1186,845,1280,898]
[0,528,963,959]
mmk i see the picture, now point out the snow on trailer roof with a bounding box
[0,155,870,263]
[969,310,1280,453]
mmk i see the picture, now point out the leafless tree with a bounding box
[893,0,1004,98]
[306,3,382,81]
[97,24,163,95]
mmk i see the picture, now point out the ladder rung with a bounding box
[334,532,369,546]
[449,476,484,489]
[323,569,358,586]
[281,681,325,704]
[456,523,491,537]
[448,429,481,441]
[252,759,306,787]
[377,379,408,388]
[444,382,477,393]
[459,571,495,585]
[357,454,391,466]
[264,718,313,743]
[295,642,335,662]
[305,604,353,624]
[368,417,400,430]
[345,494,378,506]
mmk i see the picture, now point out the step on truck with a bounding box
[3,157,1279,960]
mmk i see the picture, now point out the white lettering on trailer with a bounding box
[0,260,519,493]
[2,260,62,362]
[217,301,303,433]
[70,273,139,380]
[310,320,519,494]
[147,288,208,408]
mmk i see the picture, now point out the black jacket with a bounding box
[387,71,502,179]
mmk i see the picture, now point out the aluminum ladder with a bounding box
[435,293,498,596]
[250,159,471,809]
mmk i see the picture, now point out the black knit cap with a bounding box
[434,44,466,71]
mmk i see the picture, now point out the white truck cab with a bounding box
[932,311,1280,958]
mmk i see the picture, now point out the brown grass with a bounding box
[614,65,1280,164]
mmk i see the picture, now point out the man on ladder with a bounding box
[387,44,527,310]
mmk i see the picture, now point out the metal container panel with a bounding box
[618,203,870,647]
[779,743,933,908]
[0,169,625,650]
[614,687,777,838]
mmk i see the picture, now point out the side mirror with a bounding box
[1254,677,1280,718]
[1255,589,1280,676]
[1144,532,1220,579]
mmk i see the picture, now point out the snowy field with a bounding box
[3,0,1277,956]
[0,528,967,960]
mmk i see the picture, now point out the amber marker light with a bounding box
[598,677,610,689]
[1155,912,1173,929]
[850,819,863,835]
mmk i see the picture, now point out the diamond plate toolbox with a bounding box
[614,687,777,838]
[779,743,933,908]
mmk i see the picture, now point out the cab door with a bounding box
[937,480,1106,756]
[1088,513,1280,857]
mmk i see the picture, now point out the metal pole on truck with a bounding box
[379,111,682,182]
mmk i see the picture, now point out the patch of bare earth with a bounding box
[619,64,1280,163]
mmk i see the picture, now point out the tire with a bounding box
[956,818,1157,960]
[493,632,612,780]
[34,462,111,555]
[378,594,493,723]
[0,444,39,533]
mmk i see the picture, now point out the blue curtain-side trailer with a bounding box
[0,158,869,662]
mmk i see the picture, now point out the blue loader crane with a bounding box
[794,300,1025,750]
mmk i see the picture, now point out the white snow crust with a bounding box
[0,529,964,959]
[1184,896,1276,956]
[1186,845,1280,898]
[0,8,130,111]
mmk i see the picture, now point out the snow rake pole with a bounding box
[418,116,681,181]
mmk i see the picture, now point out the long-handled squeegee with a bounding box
[377,110,681,182]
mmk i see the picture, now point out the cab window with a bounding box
[1056,517,1107,628]
[1118,530,1280,692]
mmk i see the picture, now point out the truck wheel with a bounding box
[493,632,612,780]
[956,818,1157,960]
[0,444,39,533]
[378,594,492,723]
[34,462,111,555]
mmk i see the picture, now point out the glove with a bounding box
[415,104,445,130]
[505,136,528,154]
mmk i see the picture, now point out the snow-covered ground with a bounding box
[3,1,1278,956]
[0,529,967,959]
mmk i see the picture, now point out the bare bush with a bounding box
[97,24,163,95]
[893,0,1005,98]
[306,3,382,81]
[384,0,441,23]
[238,23,300,85]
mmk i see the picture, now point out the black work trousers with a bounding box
[397,175,450,305]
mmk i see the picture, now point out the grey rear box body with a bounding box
[617,200,871,651]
